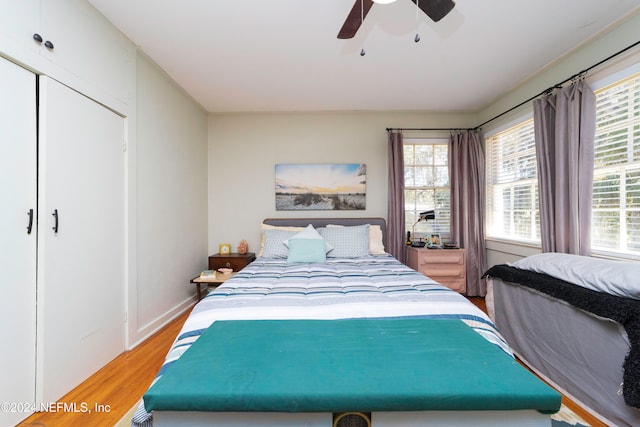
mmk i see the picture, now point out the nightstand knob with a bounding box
[225,262,231,268]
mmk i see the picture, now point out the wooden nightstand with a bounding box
[208,252,256,271]
[406,247,467,293]
[191,252,256,300]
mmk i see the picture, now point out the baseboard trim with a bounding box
[128,296,195,350]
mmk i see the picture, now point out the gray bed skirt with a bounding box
[488,278,640,427]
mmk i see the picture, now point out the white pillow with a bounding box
[510,252,640,300]
[368,225,386,255]
[284,224,333,253]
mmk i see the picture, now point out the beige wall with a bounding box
[207,111,475,254]
[129,53,209,346]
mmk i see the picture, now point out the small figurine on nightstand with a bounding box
[237,239,248,255]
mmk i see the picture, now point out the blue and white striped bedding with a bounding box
[132,254,510,427]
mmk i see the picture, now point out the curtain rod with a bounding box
[388,39,640,134]
[386,127,474,132]
[473,39,640,130]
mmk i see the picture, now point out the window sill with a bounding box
[485,238,541,258]
[591,249,640,262]
[485,238,640,262]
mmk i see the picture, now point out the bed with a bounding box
[483,252,640,427]
[132,218,561,427]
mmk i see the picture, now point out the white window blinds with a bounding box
[592,72,640,256]
[485,118,540,242]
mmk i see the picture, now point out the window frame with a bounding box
[403,138,451,241]
[484,115,541,245]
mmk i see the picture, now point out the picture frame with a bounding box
[429,233,442,247]
[219,243,231,255]
[275,163,366,211]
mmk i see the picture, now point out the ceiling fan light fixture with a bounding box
[372,0,398,4]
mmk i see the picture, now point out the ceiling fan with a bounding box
[337,0,455,39]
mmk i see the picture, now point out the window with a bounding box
[483,65,640,257]
[485,118,540,242]
[592,71,640,257]
[403,139,450,239]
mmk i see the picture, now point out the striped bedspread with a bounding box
[132,254,510,427]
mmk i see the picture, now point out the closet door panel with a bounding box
[0,0,41,56]
[0,56,37,426]
[37,76,125,403]
[40,0,133,104]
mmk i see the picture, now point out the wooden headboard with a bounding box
[263,217,387,248]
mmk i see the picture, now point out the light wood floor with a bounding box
[18,298,605,427]
[18,307,192,427]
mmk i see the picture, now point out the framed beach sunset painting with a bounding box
[275,164,366,210]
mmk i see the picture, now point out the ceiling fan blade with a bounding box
[410,0,455,22]
[337,0,375,39]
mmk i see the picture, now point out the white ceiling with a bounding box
[88,0,640,113]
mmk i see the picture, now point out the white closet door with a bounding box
[0,58,37,426]
[37,76,125,403]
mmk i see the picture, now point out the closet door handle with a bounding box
[27,209,34,234]
[52,209,59,233]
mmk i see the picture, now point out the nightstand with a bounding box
[191,252,256,300]
[208,252,256,271]
[406,247,467,293]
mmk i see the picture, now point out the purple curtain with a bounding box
[449,130,487,296]
[387,131,405,261]
[533,80,596,255]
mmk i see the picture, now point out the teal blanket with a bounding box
[144,318,560,413]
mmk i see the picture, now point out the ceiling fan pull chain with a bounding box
[414,0,421,42]
[360,0,366,55]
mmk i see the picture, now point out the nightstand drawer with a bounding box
[208,252,256,271]
[423,265,465,278]
[417,250,464,265]
[406,247,467,294]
